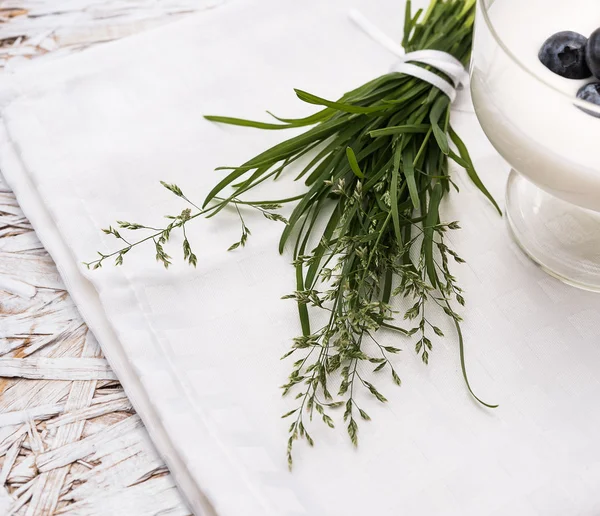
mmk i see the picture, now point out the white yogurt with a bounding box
[471,0,600,211]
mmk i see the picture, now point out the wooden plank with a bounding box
[0,276,36,299]
[0,232,42,253]
[0,293,81,339]
[63,439,164,502]
[0,391,129,428]
[0,432,25,485]
[57,475,191,516]
[0,253,64,290]
[0,424,28,457]
[7,453,36,484]
[26,334,100,515]
[22,323,86,357]
[0,315,83,407]
[26,420,44,454]
[36,416,143,473]
[7,479,34,514]
[0,358,117,380]
[0,402,65,428]
[0,486,13,515]
[47,398,133,429]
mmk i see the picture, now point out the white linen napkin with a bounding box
[2,1,600,515]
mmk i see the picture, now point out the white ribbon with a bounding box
[349,9,468,103]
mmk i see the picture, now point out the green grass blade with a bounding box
[279,181,329,254]
[266,107,334,126]
[448,150,469,169]
[424,182,442,287]
[450,304,498,409]
[382,268,394,304]
[295,89,388,114]
[429,96,450,155]
[449,125,501,215]
[346,147,365,179]
[203,117,348,207]
[402,0,413,48]
[402,144,419,209]
[390,144,403,246]
[295,262,311,336]
[204,115,296,130]
[305,204,342,288]
[369,124,430,137]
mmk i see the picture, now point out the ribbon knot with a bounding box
[349,9,468,102]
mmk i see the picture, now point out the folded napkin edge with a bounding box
[0,120,219,516]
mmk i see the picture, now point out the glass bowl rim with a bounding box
[476,0,600,116]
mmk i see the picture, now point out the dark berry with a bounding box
[576,83,600,118]
[539,31,591,79]
[586,28,600,79]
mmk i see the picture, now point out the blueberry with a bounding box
[539,31,591,79]
[586,28,600,79]
[576,83,600,118]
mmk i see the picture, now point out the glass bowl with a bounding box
[471,0,600,291]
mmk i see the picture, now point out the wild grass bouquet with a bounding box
[88,0,499,466]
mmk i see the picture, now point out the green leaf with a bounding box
[429,96,450,155]
[402,143,419,210]
[305,205,342,289]
[279,186,327,254]
[295,262,311,337]
[346,147,365,179]
[424,182,443,288]
[450,300,499,409]
[266,107,334,126]
[369,124,430,137]
[402,0,413,48]
[203,117,348,208]
[389,144,403,245]
[382,268,393,304]
[204,115,296,130]
[449,125,502,215]
[295,89,388,114]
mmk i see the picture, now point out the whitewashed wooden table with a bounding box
[0,2,218,514]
